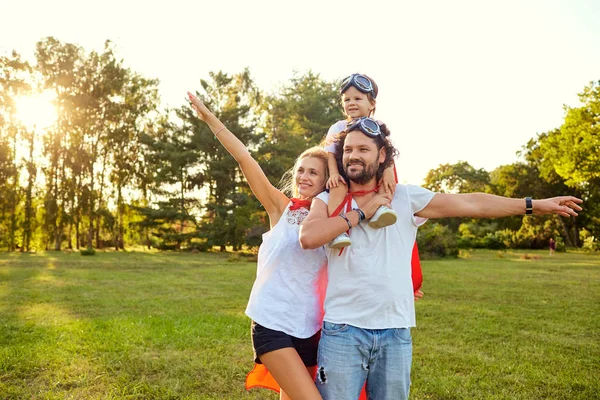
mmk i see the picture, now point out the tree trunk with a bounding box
[87,158,95,250]
[22,132,36,252]
[557,216,575,247]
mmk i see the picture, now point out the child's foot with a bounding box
[368,206,397,229]
[330,232,352,249]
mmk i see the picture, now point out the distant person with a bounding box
[299,117,583,400]
[549,237,556,255]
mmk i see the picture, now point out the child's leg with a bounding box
[369,164,398,229]
[327,184,347,217]
[328,184,351,248]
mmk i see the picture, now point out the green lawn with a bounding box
[0,250,598,399]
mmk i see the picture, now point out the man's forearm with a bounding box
[462,193,528,218]
[299,211,361,249]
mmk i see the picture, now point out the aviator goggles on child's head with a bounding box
[340,74,377,98]
[346,117,386,141]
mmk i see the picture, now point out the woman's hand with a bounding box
[187,92,213,121]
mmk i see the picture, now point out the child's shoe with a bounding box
[368,206,397,229]
[330,232,352,249]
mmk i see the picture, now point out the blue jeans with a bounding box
[316,322,412,400]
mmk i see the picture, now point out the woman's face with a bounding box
[342,86,375,118]
[295,156,327,199]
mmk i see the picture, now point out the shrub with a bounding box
[80,248,96,256]
[417,223,459,258]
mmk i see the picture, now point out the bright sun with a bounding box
[14,91,58,130]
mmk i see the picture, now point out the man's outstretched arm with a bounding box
[416,193,582,219]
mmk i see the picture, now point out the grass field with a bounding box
[0,249,598,399]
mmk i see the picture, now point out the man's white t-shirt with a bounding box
[315,184,435,329]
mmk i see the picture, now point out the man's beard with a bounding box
[344,159,379,185]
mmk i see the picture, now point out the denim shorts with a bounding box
[251,321,320,366]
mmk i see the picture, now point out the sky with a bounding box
[2,0,599,185]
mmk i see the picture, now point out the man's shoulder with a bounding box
[393,183,429,195]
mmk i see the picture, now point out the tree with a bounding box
[256,71,343,186]
[181,70,261,251]
[139,115,201,250]
[540,81,600,186]
[0,51,32,251]
[423,161,491,193]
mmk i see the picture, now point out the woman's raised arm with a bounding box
[188,92,288,223]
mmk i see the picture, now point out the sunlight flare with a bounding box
[14,91,58,130]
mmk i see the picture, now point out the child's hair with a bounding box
[340,73,378,118]
[333,121,398,183]
[279,146,329,198]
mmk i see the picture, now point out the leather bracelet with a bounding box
[339,214,352,230]
[353,208,366,222]
[525,197,533,215]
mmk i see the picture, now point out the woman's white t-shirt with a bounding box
[245,203,327,338]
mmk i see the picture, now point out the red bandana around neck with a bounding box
[331,187,379,217]
[289,198,312,211]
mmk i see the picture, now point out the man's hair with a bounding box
[333,121,399,183]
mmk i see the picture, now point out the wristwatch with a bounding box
[525,197,533,215]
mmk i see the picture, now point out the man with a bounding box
[299,117,582,400]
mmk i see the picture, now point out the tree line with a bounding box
[0,37,597,254]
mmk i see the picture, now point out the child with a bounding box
[324,74,398,248]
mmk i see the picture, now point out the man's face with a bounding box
[342,130,385,185]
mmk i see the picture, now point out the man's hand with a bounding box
[533,196,583,217]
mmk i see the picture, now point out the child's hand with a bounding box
[379,166,396,195]
[327,173,347,189]
[414,290,424,301]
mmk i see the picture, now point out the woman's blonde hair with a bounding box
[279,146,329,198]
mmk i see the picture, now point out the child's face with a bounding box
[295,157,327,199]
[342,86,375,118]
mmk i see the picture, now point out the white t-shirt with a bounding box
[323,120,347,153]
[245,203,327,338]
[315,184,435,329]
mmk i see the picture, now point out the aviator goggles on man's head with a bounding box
[340,74,377,98]
[346,117,386,141]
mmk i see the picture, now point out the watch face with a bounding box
[525,197,533,214]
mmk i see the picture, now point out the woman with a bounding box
[188,92,327,400]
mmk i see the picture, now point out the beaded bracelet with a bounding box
[353,208,366,222]
[339,214,352,230]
